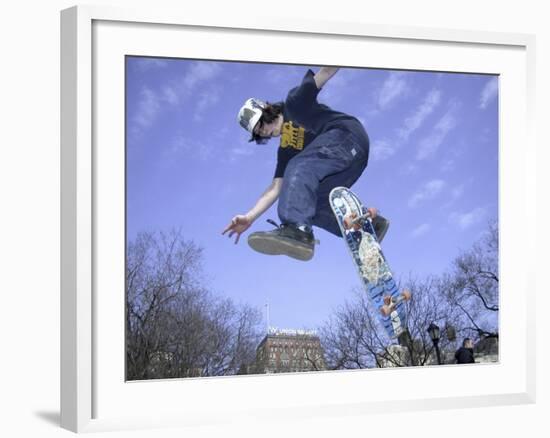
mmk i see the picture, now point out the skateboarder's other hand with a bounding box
[222,214,252,244]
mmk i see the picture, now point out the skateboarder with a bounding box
[223,67,386,261]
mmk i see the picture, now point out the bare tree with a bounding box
[440,220,499,342]
[126,230,263,380]
[320,289,385,369]
[320,276,458,369]
[402,276,462,365]
[319,221,499,369]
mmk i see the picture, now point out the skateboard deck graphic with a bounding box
[329,187,410,339]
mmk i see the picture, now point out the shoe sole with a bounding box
[248,233,313,261]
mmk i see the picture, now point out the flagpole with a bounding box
[265,300,270,334]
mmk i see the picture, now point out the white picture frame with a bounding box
[60,4,537,433]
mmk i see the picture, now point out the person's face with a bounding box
[254,115,282,138]
[465,340,473,349]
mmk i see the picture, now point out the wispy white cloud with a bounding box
[169,134,191,155]
[231,146,255,156]
[441,158,456,172]
[262,66,357,108]
[377,72,409,110]
[228,129,257,162]
[370,139,396,162]
[411,223,431,238]
[479,127,493,144]
[400,163,419,175]
[440,142,466,173]
[451,184,465,200]
[229,145,255,162]
[197,143,215,161]
[416,107,458,160]
[163,61,224,107]
[182,62,223,94]
[129,61,224,138]
[132,87,161,130]
[265,66,304,87]
[319,69,359,107]
[163,134,216,164]
[367,87,446,166]
[398,89,442,141]
[161,86,179,105]
[479,77,498,109]
[194,88,221,122]
[132,58,169,72]
[220,184,236,199]
[449,207,486,229]
[441,183,467,209]
[408,179,446,208]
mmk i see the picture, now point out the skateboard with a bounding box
[329,187,411,340]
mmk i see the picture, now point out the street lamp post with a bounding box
[427,323,442,365]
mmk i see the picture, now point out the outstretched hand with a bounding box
[222,214,253,244]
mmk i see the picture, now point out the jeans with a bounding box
[278,128,369,237]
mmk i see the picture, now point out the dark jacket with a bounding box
[455,347,475,364]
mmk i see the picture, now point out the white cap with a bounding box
[237,98,266,136]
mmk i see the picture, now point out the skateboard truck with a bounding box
[380,289,412,317]
[343,208,390,243]
[343,208,377,231]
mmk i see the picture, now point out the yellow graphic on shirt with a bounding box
[280,121,305,151]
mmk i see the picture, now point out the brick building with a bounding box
[253,329,327,374]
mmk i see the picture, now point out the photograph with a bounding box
[125,57,499,381]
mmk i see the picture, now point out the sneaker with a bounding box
[248,220,315,261]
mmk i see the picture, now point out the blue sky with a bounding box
[126,57,498,332]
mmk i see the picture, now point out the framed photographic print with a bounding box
[61,4,536,433]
